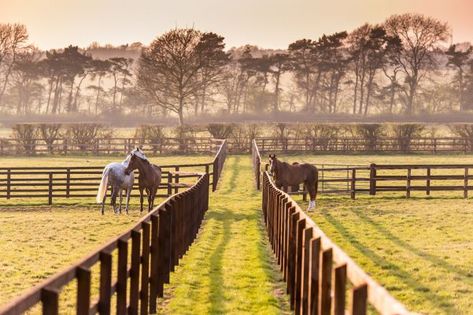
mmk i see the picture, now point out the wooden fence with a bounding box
[262,171,411,315]
[251,139,262,190]
[252,140,473,199]
[0,140,227,204]
[0,137,222,156]
[255,137,473,154]
[0,172,209,315]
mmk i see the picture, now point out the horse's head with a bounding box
[268,154,277,176]
[125,147,148,174]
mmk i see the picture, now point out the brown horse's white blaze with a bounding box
[268,154,319,211]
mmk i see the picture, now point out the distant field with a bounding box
[275,154,473,314]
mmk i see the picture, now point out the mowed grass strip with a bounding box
[275,154,473,315]
[160,156,290,314]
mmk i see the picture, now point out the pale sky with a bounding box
[1,0,473,50]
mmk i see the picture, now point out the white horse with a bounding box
[96,155,134,214]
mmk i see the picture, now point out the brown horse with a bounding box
[268,154,319,211]
[125,148,162,212]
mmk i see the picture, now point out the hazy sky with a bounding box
[1,0,473,50]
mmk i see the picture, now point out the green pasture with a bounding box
[276,153,473,314]
[2,153,473,314]
[0,155,290,314]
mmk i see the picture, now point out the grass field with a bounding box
[158,156,290,314]
[0,154,213,307]
[2,152,473,314]
[275,153,473,314]
[0,155,290,314]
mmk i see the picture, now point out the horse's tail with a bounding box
[96,167,110,204]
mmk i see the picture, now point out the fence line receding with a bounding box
[262,171,411,315]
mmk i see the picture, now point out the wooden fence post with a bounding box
[295,218,306,314]
[149,215,160,313]
[41,288,59,315]
[309,237,321,315]
[117,239,128,315]
[76,267,91,315]
[351,284,368,315]
[66,168,71,198]
[99,252,112,315]
[167,172,172,196]
[319,248,333,315]
[426,168,431,196]
[6,169,11,199]
[369,163,376,195]
[464,167,469,199]
[48,172,53,205]
[334,264,347,315]
[406,168,411,198]
[351,169,356,200]
[129,230,141,315]
[140,222,151,315]
[213,157,218,191]
[174,166,180,194]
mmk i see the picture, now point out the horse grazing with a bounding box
[125,148,162,212]
[96,155,134,214]
[268,154,319,211]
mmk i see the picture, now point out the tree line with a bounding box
[1,13,472,125]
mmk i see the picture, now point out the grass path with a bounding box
[159,156,290,314]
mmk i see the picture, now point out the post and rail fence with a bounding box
[262,171,411,315]
[0,140,227,204]
[0,137,224,156]
[4,136,473,156]
[252,140,473,199]
[254,137,473,154]
[0,172,210,315]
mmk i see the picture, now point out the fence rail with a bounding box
[0,172,209,315]
[255,137,473,154]
[0,137,222,156]
[0,140,227,204]
[252,140,473,198]
[262,171,411,315]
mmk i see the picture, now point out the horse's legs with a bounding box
[146,188,152,212]
[150,188,158,211]
[111,185,119,214]
[125,187,131,214]
[305,179,318,211]
[101,195,106,215]
[139,187,144,212]
[118,188,123,214]
[101,184,107,215]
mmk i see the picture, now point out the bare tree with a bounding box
[0,23,29,108]
[137,28,228,125]
[384,13,450,114]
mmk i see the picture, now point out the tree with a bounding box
[137,28,228,125]
[288,39,317,111]
[109,57,133,111]
[446,43,473,111]
[194,33,229,114]
[268,53,290,112]
[384,13,450,114]
[10,48,42,115]
[88,59,111,115]
[0,24,29,109]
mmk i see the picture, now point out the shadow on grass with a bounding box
[322,211,459,314]
[222,155,241,194]
[351,209,473,284]
[207,209,232,314]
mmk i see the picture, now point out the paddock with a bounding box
[256,151,473,314]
